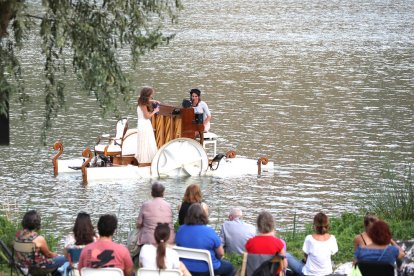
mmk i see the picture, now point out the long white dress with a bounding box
[135,106,158,164]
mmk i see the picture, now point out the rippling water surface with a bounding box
[0,0,413,247]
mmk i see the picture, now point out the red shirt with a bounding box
[245,235,285,254]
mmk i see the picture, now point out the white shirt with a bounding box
[302,234,338,276]
[139,244,181,270]
[193,101,211,131]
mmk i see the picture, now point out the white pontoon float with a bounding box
[52,104,273,184]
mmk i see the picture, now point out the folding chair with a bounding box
[67,247,83,276]
[13,240,55,276]
[357,261,394,276]
[240,252,286,276]
[0,239,27,275]
[172,246,214,276]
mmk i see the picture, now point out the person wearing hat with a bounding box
[190,88,212,132]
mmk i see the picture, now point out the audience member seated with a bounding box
[245,211,287,270]
[78,214,133,276]
[302,212,338,276]
[64,212,97,257]
[139,223,191,276]
[176,203,234,276]
[220,208,256,255]
[136,182,175,246]
[353,212,379,251]
[354,220,405,266]
[178,184,209,225]
[15,210,67,273]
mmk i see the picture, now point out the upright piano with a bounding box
[151,104,204,149]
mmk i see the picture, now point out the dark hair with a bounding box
[256,211,275,234]
[313,212,329,234]
[184,203,208,225]
[138,87,154,107]
[363,212,378,229]
[97,214,118,237]
[151,182,165,198]
[21,210,41,231]
[183,184,202,203]
[154,223,170,269]
[368,220,392,245]
[190,88,201,97]
[73,212,96,245]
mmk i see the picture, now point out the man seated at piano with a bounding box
[190,88,211,133]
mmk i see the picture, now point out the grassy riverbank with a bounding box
[1,164,412,272]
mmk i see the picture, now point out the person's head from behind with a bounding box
[151,182,165,198]
[154,223,170,269]
[97,214,117,237]
[190,88,201,105]
[183,184,202,203]
[138,87,155,106]
[229,208,242,221]
[363,212,378,231]
[313,212,329,234]
[184,203,208,225]
[21,210,41,231]
[257,211,275,234]
[73,212,95,245]
[368,220,392,245]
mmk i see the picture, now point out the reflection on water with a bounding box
[1,0,413,247]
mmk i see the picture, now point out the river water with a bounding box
[0,0,413,245]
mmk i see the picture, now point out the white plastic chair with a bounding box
[137,268,182,275]
[173,246,214,276]
[80,267,124,276]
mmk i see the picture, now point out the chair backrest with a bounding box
[67,247,83,265]
[81,267,124,276]
[241,252,285,276]
[172,246,214,276]
[115,118,129,140]
[122,128,138,155]
[137,268,182,276]
[13,241,37,267]
[357,261,394,276]
[0,239,28,275]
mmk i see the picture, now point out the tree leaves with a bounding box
[0,0,182,144]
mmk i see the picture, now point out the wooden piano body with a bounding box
[151,104,204,149]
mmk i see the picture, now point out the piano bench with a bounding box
[203,132,218,157]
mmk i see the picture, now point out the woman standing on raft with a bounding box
[135,87,160,166]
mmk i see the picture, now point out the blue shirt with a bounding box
[176,224,221,272]
[355,245,399,266]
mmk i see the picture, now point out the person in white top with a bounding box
[139,223,190,276]
[302,212,338,276]
[190,88,211,132]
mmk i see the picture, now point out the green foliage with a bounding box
[0,0,182,144]
[225,252,243,269]
[369,164,414,221]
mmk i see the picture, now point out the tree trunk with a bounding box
[0,92,10,145]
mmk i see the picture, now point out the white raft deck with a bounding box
[53,137,273,184]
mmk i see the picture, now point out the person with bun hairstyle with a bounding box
[354,220,404,266]
[139,223,190,275]
[190,88,211,132]
[301,212,338,276]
